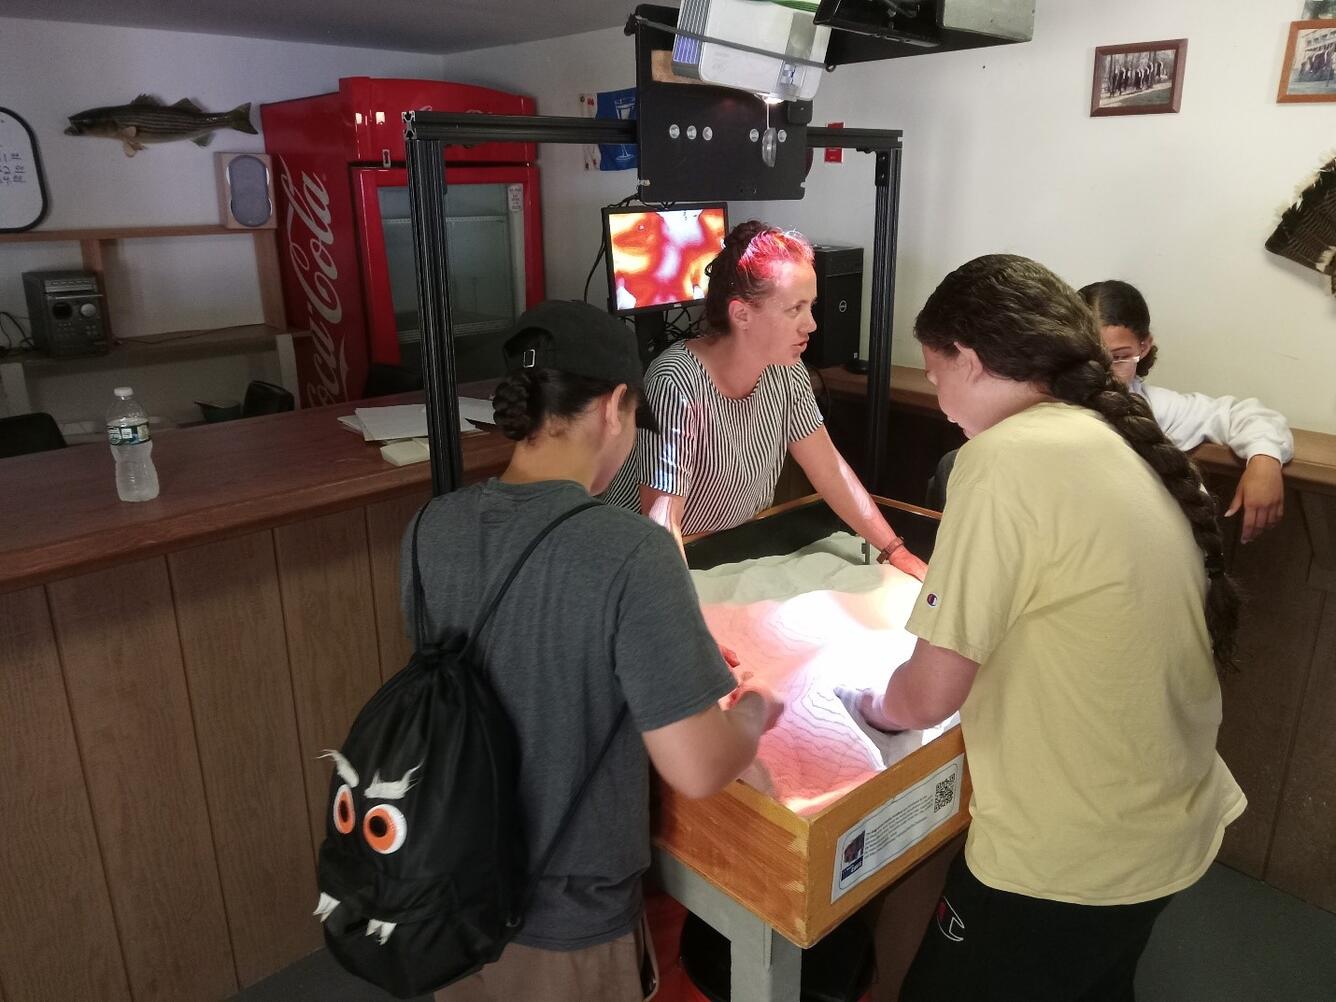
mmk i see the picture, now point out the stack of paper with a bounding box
[354,404,427,442]
[339,397,495,442]
[380,439,431,466]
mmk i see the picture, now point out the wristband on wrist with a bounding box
[876,537,905,564]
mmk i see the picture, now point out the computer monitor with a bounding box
[602,203,729,316]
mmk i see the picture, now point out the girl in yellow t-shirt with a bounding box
[852,254,1246,1001]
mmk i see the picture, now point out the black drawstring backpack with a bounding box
[314,500,628,998]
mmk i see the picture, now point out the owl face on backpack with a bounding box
[311,652,530,999]
[311,501,611,998]
[314,748,422,945]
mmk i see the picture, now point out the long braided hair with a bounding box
[491,331,622,441]
[916,254,1240,672]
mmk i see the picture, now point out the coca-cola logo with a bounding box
[279,157,349,406]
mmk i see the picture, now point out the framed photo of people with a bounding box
[1090,39,1188,117]
[1277,21,1336,103]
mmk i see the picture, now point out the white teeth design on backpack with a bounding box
[314,892,340,922]
[314,893,397,946]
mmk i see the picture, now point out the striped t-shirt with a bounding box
[602,341,824,535]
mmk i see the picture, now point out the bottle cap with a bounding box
[114,387,133,398]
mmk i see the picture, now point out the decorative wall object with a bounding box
[1266,152,1336,295]
[64,95,256,157]
[1091,39,1188,117]
[0,108,48,232]
[1278,21,1336,103]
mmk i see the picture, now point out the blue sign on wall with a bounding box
[596,88,638,172]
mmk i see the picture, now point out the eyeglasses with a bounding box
[1109,354,1141,370]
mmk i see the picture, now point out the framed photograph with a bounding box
[1091,39,1188,117]
[1278,21,1336,103]
[1302,2,1336,19]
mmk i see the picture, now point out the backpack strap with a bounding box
[411,495,624,927]
[409,498,601,655]
[512,702,630,926]
[408,506,432,651]
[462,499,601,658]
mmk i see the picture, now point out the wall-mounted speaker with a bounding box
[216,152,276,229]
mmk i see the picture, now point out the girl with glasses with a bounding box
[1080,279,1292,543]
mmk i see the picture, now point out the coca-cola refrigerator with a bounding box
[261,77,544,407]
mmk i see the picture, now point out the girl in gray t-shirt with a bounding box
[411,302,781,1002]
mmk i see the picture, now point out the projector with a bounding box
[672,0,832,102]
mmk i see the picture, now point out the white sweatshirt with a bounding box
[1130,376,1294,464]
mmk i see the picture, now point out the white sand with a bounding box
[692,532,957,816]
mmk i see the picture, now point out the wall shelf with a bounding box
[0,224,258,243]
[0,223,286,332]
[0,324,300,419]
[0,224,296,419]
[6,324,291,372]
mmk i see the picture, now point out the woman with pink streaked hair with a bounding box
[603,219,925,579]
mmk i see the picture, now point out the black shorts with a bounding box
[900,852,1173,1002]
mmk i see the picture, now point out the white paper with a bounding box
[354,405,428,442]
[831,753,965,903]
[347,399,493,442]
[380,438,431,466]
[457,396,495,428]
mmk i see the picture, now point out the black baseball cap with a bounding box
[502,300,659,433]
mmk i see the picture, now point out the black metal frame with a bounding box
[403,110,902,498]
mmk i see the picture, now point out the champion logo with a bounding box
[926,593,939,608]
[936,896,965,942]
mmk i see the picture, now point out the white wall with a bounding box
[446,6,1336,435]
[6,5,1334,432]
[0,16,444,422]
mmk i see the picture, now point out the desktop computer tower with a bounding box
[803,244,862,369]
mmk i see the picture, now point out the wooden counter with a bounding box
[816,364,1336,494]
[0,400,512,1001]
[0,393,513,594]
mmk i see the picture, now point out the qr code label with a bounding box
[933,774,957,813]
[832,753,966,903]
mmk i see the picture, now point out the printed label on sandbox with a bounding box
[831,753,965,903]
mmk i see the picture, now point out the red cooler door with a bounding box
[341,77,536,165]
[353,165,544,382]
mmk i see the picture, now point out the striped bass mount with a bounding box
[65,94,257,157]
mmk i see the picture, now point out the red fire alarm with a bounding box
[824,122,844,163]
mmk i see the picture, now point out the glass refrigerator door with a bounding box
[355,167,537,383]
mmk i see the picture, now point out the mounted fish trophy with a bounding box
[64,94,257,157]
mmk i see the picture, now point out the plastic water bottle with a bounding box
[106,387,160,502]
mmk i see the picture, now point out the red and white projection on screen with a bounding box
[607,206,727,312]
[695,534,957,817]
